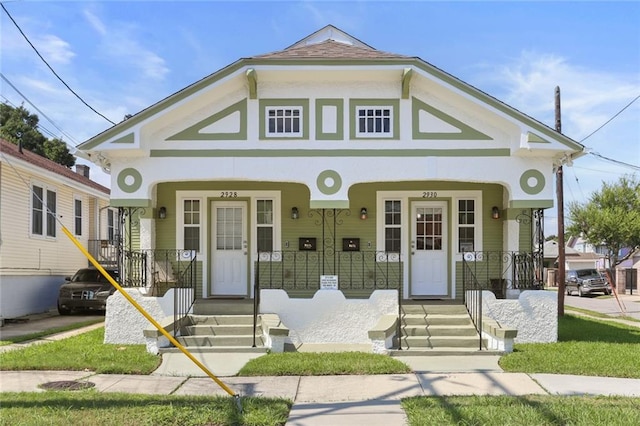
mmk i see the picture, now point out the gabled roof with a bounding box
[253,39,410,60]
[254,25,409,60]
[0,138,109,194]
[78,25,585,156]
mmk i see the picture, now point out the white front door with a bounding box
[411,201,448,297]
[210,201,248,296]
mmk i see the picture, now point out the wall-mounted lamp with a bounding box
[158,206,167,220]
[291,207,299,220]
[491,206,500,220]
[360,207,368,220]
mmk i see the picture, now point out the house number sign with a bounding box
[220,192,238,198]
[422,191,438,198]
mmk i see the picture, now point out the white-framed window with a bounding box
[107,208,116,242]
[266,107,302,137]
[256,199,274,252]
[384,200,402,252]
[74,197,83,236]
[31,183,56,238]
[457,199,476,252]
[356,106,393,137]
[182,199,201,252]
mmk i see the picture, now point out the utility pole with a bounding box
[555,86,566,316]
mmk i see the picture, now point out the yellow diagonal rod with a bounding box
[61,226,237,397]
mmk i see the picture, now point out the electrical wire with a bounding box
[580,94,640,143]
[1,3,115,126]
[589,152,640,172]
[1,73,80,146]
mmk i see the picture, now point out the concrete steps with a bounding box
[392,303,487,354]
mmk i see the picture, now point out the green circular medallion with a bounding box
[117,168,143,193]
[520,169,545,195]
[316,170,342,195]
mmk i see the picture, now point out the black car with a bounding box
[57,268,119,315]
[565,269,611,297]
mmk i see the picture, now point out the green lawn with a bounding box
[0,392,290,426]
[0,327,159,374]
[0,318,104,346]
[239,351,412,376]
[402,395,640,426]
[500,314,640,378]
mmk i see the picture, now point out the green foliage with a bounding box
[0,103,75,167]
[567,174,640,267]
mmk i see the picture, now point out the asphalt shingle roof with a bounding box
[0,138,109,194]
[253,39,411,60]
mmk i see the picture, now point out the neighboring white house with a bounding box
[0,138,112,320]
[77,25,586,304]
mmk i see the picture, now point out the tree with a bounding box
[0,103,75,167]
[567,175,640,282]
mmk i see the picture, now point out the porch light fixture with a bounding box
[291,207,299,220]
[492,206,500,220]
[360,207,368,220]
[158,206,167,219]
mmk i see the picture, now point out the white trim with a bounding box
[355,106,393,138]
[29,180,58,241]
[265,106,303,138]
[73,195,83,236]
[175,190,281,298]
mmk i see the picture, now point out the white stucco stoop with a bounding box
[104,288,177,344]
[260,289,397,346]
[482,290,558,344]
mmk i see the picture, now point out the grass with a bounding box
[500,314,640,378]
[565,305,640,322]
[0,392,291,426]
[402,395,640,426]
[0,327,159,374]
[0,318,104,346]
[239,351,412,376]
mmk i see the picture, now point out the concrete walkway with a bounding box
[2,303,640,425]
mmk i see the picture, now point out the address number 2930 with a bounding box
[422,191,438,198]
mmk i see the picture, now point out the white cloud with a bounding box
[480,50,640,140]
[36,34,75,64]
[81,7,169,81]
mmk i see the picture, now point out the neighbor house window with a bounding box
[266,107,302,137]
[31,184,56,238]
[384,200,402,252]
[256,199,274,252]
[74,198,82,236]
[107,209,116,242]
[183,199,201,252]
[458,199,475,252]
[356,107,392,137]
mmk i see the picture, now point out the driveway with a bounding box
[563,291,640,321]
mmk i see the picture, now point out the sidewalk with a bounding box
[2,307,640,425]
[2,369,640,425]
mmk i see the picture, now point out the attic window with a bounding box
[266,107,302,137]
[356,107,392,137]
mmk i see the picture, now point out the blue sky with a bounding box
[2,1,639,232]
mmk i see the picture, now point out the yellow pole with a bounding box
[61,226,237,397]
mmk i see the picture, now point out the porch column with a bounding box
[503,212,520,298]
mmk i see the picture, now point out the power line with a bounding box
[580,94,640,143]
[1,3,116,126]
[588,151,640,172]
[1,73,80,146]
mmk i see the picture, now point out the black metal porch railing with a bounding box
[253,250,403,348]
[462,250,544,350]
[120,249,197,336]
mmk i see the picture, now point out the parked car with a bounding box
[57,268,119,315]
[565,269,611,297]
